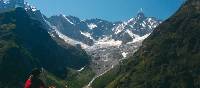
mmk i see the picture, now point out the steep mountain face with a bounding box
[48,12,161,46]
[48,15,94,45]
[0,8,90,88]
[84,18,116,40]
[112,11,161,43]
[92,0,200,88]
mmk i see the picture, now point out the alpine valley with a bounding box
[0,0,196,88]
[47,9,161,84]
[22,1,161,87]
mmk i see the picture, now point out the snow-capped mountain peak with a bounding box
[24,2,37,11]
[88,23,97,29]
[136,8,145,20]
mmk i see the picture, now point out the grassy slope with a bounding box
[66,67,95,88]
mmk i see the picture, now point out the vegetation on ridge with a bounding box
[0,8,91,88]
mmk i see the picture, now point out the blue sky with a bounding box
[25,0,185,22]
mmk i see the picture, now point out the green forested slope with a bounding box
[0,8,90,88]
[92,0,200,88]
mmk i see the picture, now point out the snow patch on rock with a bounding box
[95,37,122,47]
[80,31,94,40]
[88,23,97,29]
[122,52,128,58]
[62,15,75,25]
[55,30,89,48]
[128,33,151,44]
[77,66,86,72]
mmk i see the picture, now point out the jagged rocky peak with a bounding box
[0,0,4,3]
[0,0,38,12]
[127,8,145,23]
[0,0,24,8]
[136,8,145,19]
[113,8,161,40]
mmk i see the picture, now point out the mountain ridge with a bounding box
[48,11,161,47]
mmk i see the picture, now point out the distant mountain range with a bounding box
[0,0,162,88]
[47,11,161,47]
[19,2,162,87]
[1,0,198,88]
[45,9,161,79]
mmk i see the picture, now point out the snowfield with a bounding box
[55,30,90,49]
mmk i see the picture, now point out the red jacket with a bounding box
[25,78,45,88]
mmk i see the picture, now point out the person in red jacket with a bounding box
[25,68,46,88]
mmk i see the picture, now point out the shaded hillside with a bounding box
[92,0,200,88]
[0,8,90,88]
